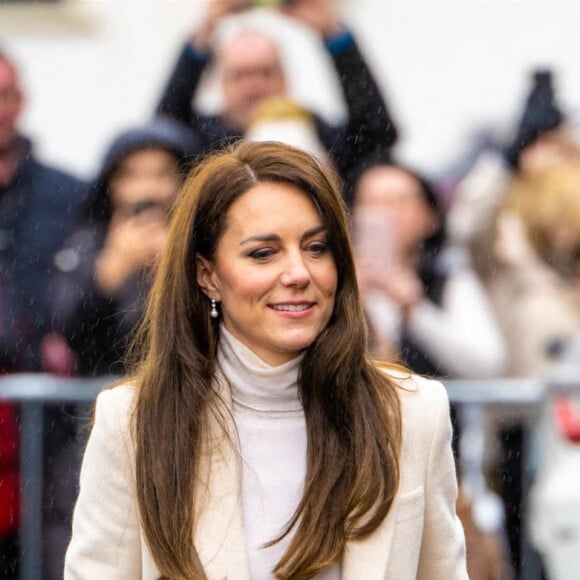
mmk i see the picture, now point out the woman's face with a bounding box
[197,181,337,366]
[109,148,181,218]
[354,166,438,255]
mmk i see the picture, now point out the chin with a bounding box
[275,329,321,354]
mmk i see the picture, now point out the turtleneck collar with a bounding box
[217,325,304,414]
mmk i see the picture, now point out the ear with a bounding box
[196,253,222,301]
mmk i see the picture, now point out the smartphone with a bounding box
[352,207,397,271]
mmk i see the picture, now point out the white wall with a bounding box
[3,0,580,180]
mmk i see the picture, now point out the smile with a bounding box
[270,303,314,312]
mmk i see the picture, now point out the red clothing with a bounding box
[0,402,19,536]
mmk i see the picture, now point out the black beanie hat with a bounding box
[86,116,201,223]
[505,69,564,168]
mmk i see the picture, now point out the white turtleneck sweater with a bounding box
[217,327,341,580]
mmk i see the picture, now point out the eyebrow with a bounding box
[240,225,327,246]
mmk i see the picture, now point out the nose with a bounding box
[279,250,311,288]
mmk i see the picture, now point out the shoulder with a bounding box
[80,385,139,478]
[382,368,450,445]
[93,384,138,440]
[383,368,449,409]
[27,156,87,202]
[33,157,83,184]
[96,383,137,413]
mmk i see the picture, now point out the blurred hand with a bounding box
[95,211,168,295]
[40,333,78,376]
[193,0,249,51]
[494,210,539,269]
[282,0,340,37]
[357,258,423,314]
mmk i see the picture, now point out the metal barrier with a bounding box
[0,375,111,580]
[1,369,580,580]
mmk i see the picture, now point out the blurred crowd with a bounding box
[2,0,580,579]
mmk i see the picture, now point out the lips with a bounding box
[269,302,315,312]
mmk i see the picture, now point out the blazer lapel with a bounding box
[342,508,397,580]
[193,373,250,580]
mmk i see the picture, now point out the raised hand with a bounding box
[95,211,169,295]
[193,0,250,51]
[357,258,423,314]
[282,0,341,38]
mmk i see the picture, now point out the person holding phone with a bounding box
[156,0,398,192]
[352,157,505,379]
[50,117,199,376]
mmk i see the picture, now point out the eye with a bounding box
[248,247,275,261]
[307,240,329,256]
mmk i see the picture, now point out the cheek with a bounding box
[397,210,428,240]
[329,270,339,295]
[158,176,180,199]
[319,262,338,298]
[216,263,271,301]
[216,264,245,296]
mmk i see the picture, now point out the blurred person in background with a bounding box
[449,69,580,326]
[351,157,505,379]
[490,163,580,374]
[447,69,580,579]
[51,117,200,377]
[0,50,86,578]
[156,0,398,195]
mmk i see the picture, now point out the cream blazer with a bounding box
[64,372,468,580]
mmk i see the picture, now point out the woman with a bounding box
[352,160,505,378]
[50,116,199,375]
[65,141,467,579]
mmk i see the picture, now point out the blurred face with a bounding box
[197,181,337,366]
[219,31,286,131]
[108,148,181,219]
[0,58,23,150]
[354,166,438,255]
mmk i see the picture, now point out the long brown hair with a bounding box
[130,141,402,579]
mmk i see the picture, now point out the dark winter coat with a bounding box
[0,138,87,372]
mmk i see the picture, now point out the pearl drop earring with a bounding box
[210,298,219,319]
